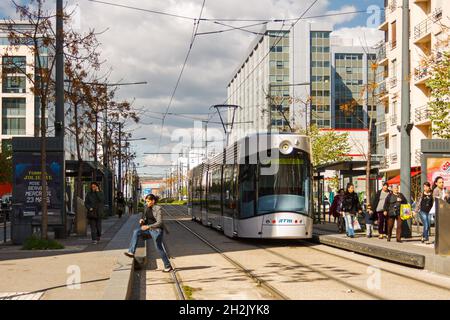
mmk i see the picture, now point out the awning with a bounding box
[387,170,421,185]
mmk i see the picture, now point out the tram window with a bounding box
[238,163,256,218]
[257,151,310,215]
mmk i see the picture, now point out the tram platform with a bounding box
[312,222,450,277]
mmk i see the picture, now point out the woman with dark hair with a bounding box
[383,184,407,242]
[84,182,104,244]
[341,183,362,238]
[124,194,172,272]
[330,188,345,232]
[432,176,446,200]
[371,182,391,239]
[116,191,126,218]
[415,182,433,243]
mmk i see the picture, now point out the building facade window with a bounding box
[2,97,26,135]
[2,75,26,93]
[2,56,26,74]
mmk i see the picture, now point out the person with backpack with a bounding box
[84,182,104,244]
[330,188,344,224]
[341,183,362,238]
[415,182,434,244]
[124,194,172,272]
[371,182,390,239]
[383,184,408,242]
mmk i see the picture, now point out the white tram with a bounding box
[187,133,313,239]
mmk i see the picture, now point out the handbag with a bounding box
[400,204,413,220]
[353,219,361,231]
[87,208,98,219]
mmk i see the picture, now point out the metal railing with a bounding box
[390,153,398,164]
[380,157,389,169]
[432,7,443,22]
[414,16,432,40]
[390,114,398,126]
[378,81,387,96]
[415,104,431,122]
[415,149,422,165]
[414,66,429,82]
[389,76,397,88]
[377,43,387,61]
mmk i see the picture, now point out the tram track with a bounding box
[165,205,450,300]
[163,207,289,300]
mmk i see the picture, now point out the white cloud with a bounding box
[331,26,383,48]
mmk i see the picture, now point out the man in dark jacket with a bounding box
[371,182,391,239]
[124,194,172,272]
[84,182,104,244]
[383,184,407,242]
[342,183,362,238]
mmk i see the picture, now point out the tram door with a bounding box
[223,163,237,237]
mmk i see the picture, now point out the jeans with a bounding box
[344,213,355,237]
[419,210,431,240]
[89,218,102,241]
[128,228,171,268]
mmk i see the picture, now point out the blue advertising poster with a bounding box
[13,152,64,224]
[143,187,152,196]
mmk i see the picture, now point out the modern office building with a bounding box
[0,21,93,161]
[375,0,449,180]
[226,21,377,145]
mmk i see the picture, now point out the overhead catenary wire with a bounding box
[157,0,207,151]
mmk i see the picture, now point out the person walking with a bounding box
[124,194,172,272]
[415,182,434,244]
[432,176,447,200]
[341,183,362,238]
[128,197,133,215]
[372,182,391,239]
[365,204,377,238]
[383,184,407,242]
[84,182,104,244]
[330,188,345,232]
[116,192,126,219]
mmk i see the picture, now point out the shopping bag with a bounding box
[400,204,413,220]
[353,219,361,231]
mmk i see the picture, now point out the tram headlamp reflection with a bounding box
[279,141,293,154]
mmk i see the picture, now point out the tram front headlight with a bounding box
[279,140,293,155]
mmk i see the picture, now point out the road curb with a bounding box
[102,215,146,300]
[311,233,426,268]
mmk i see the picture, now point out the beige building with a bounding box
[376,0,449,180]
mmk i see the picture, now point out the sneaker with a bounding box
[124,252,135,258]
[92,240,98,245]
[379,235,384,239]
[397,239,402,243]
[162,266,173,272]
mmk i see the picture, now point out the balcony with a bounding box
[390,114,398,126]
[377,43,388,65]
[378,9,388,31]
[378,81,387,96]
[390,153,398,164]
[414,66,431,85]
[414,104,432,126]
[414,8,442,44]
[389,40,397,50]
[389,76,397,88]
[380,157,389,169]
[415,149,422,165]
[378,120,388,137]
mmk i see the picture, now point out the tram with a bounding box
[187,133,313,239]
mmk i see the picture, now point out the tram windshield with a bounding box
[257,150,311,215]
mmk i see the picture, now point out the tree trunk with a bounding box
[40,97,48,240]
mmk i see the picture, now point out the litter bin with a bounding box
[11,204,33,245]
[435,199,450,256]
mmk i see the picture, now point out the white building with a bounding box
[376,0,449,180]
[226,21,378,146]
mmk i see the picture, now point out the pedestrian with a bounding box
[84,182,104,244]
[128,197,133,215]
[365,204,377,238]
[116,192,126,219]
[383,184,407,242]
[432,176,447,200]
[124,194,172,272]
[371,182,391,239]
[330,188,345,231]
[341,183,362,238]
[415,182,433,244]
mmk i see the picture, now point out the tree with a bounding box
[303,125,351,167]
[0,147,13,184]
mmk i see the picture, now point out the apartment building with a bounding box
[226,21,377,146]
[376,0,449,179]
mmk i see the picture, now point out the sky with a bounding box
[0,0,384,177]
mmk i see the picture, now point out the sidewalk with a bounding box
[0,214,134,300]
[313,221,450,276]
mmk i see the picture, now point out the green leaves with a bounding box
[303,125,351,167]
[426,51,450,139]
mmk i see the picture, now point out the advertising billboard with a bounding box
[13,152,65,223]
[426,157,450,188]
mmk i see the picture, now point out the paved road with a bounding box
[158,205,450,300]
